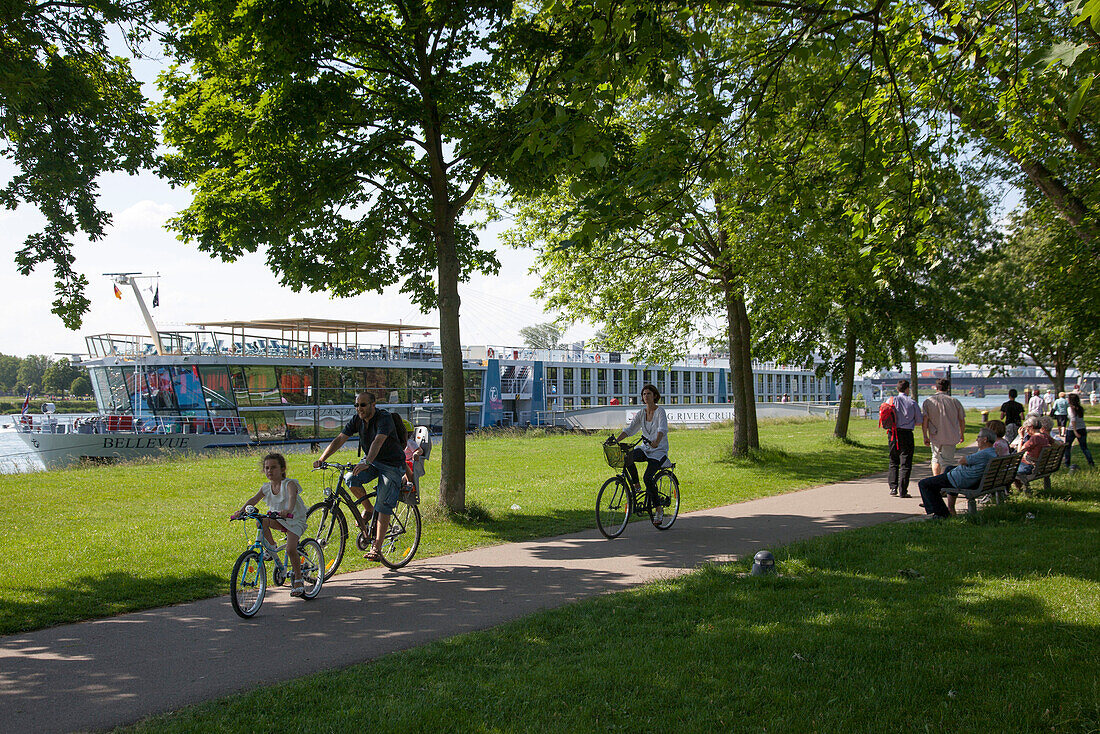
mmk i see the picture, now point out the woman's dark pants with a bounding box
[1064,429,1095,467]
[625,448,663,509]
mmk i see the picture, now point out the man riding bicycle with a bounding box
[314,391,406,561]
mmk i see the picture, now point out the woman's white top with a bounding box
[623,405,669,460]
[1068,405,1087,431]
[261,478,308,537]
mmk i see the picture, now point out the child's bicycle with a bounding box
[229,506,324,618]
[305,460,422,577]
[596,435,680,539]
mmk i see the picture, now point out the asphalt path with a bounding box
[1,466,931,732]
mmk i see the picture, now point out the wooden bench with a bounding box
[949,452,1023,516]
[1017,442,1065,495]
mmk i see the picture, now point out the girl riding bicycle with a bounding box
[232,453,309,597]
[611,384,670,526]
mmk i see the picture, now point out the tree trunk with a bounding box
[724,285,750,455]
[907,342,919,402]
[436,222,467,512]
[833,324,857,439]
[734,294,760,448]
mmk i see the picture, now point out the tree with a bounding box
[15,354,51,393]
[1,1,159,327]
[158,0,669,511]
[70,375,93,397]
[956,209,1100,392]
[42,358,80,396]
[0,354,19,393]
[519,323,564,350]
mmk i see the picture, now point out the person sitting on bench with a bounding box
[917,427,998,518]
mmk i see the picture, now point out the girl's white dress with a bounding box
[261,478,308,536]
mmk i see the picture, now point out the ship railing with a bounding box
[12,413,248,436]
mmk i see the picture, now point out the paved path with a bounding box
[1,468,930,732]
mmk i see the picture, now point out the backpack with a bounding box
[358,408,408,455]
[878,399,898,444]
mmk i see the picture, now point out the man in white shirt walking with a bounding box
[922,378,967,476]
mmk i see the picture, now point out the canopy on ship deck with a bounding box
[188,318,437,351]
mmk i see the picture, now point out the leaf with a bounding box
[1041,42,1088,70]
[1071,0,1100,32]
[1066,74,1095,129]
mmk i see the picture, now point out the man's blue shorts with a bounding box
[349,462,405,515]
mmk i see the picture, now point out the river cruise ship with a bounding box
[12,315,834,468]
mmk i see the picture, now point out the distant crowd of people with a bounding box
[880,378,1094,520]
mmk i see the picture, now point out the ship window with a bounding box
[277,366,314,406]
[172,366,207,412]
[670,371,679,394]
[242,366,281,405]
[464,369,483,403]
[282,407,316,440]
[695,372,704,394]
[247,410,287,441]
[318,367,355,405]
[197,366,235,410]
[93,367,132,413]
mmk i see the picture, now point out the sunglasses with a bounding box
[354,402,372,407]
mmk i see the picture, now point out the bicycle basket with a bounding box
[603,442,628,469]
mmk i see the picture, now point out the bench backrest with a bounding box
[1031,442,1065,478]
[978,452,1023,492]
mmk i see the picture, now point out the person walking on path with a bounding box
[1028,389,1047,417]
[1052,392,1069,439]
[1000,389,1025,443]
[886,379,920,498]
[1063,393,1095,469]
[917,427,999,518]
[922,378,966,476]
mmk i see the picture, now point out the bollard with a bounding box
[751,550,775,576]
[981,410,989,424]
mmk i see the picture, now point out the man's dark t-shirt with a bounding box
[1001,400,1025,425]
[342,410,405,468]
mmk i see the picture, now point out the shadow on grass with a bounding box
[0,570,224,636]
[115,490,1100,734]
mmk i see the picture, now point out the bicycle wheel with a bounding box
[648,470,680,530]
[596,476,631,539]
[379,501,421,569]
[306,502,347,580]
[297,538,325,600]
[230,550,266,618]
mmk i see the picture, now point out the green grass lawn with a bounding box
[1,413,975,635]
[118,466,1100,733]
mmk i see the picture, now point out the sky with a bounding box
[0,161,594,359]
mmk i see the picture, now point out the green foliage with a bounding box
[70,375,93,397]
[0,0,159,327]
[519,322,565,350]
[0,354,19,392]
[956,209,1100,383]
[41,358,80,396]
[14,354,51,393]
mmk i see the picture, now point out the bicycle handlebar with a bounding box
[313,460,358,472]
[229,509,294,521]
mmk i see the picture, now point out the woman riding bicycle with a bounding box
[611,384,670,526]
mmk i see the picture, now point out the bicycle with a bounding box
[596,435,680,539]
[306,460,422,577]
[229,506,324,618]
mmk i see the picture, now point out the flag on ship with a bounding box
[114,284,122,300]
[153,285,159,307]
[20,391,31,415]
